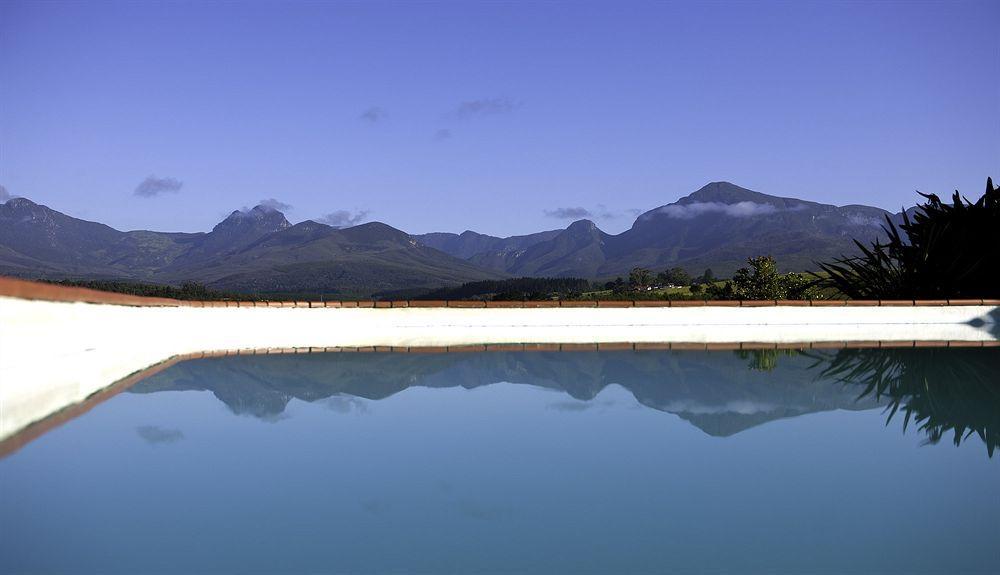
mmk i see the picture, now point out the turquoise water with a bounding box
[1,348,998,574]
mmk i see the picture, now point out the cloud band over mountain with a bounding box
[655,201,782,219]
[318,209,370,228]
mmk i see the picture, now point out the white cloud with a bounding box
[661,399,788,415]
[318,209,370,228]
[257,198,292,212]
[847,214,883,228]
[656,201,780,219]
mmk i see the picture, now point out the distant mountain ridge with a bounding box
[0,198,500,296]
[1,181,905,294]
[413,229,563,260]
[414,182,898,277]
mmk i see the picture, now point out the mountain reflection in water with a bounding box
[131,348,1000,456]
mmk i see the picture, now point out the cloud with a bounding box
[547,400,594,412]
[656,201,780,219]
[545,205,645,221]
[597,205,616,219]
[135,425,184,444]
[847,214,883,228]
[659,399,784,415]
[317,209,370,228]
[597,204,643,220]
[434,128,452,141]
[0,185,10,203]
[547,399,616,412]
[322,395,369,414]
[257,198,292,212]
[360,106,386,123]
[134,175,183,198]
[453,97,520,119]
[544,207,593,219]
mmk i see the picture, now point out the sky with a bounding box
[1,1,998,236]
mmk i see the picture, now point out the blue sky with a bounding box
[1,1,997,236]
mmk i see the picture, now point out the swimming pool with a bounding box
[2,347,997,574]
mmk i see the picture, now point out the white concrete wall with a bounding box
[1,296,997,444]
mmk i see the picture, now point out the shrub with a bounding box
[817,178,999,299]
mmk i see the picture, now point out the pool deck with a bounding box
[1,276,998,454]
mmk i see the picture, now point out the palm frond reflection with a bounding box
[816,348,1000,457]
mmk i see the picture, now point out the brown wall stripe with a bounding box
[2,277,996,308]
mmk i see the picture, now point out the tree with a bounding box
[674,267,692,286]
[700,268,715,284]
[628,267,653,291]
[706,280,735,300]
[709,256,820,300]
[817,178,999,299]
[657,267,691,287]
[730,256,782,299]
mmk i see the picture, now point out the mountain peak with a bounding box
[4,197,36,208]
[683,181,763,203]
[0,197,59,225]
[565,219,598,232]
[561,219,606,242]
[214,205,291,234]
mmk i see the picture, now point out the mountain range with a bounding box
[0,199,500,296]
[414,182,896,278]
[0,182,901,296]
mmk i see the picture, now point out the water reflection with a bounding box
[129,348,1000,457]
[817,347,1000,457]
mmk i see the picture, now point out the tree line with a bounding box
[46,280,259,301]
[416,277,592,301]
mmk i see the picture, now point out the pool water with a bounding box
[1,348,998,574]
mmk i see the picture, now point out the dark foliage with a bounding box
[605,277,628,295]
[656,267,692,287]
[47,280,258,301]
[415,277,591,301]
[629,267,654,291]
[817,178,1000,299]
